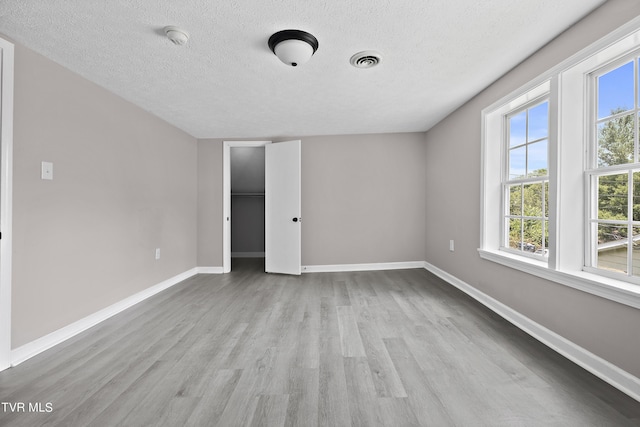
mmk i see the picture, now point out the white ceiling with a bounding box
[0,0,606,139]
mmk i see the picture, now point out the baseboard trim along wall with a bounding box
[11,268,200,367]
[302,261,425,273]
[423,261,640,403]
[197,266,225,274]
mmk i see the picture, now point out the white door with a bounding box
[0,38,14,371]
[265,140,301,275]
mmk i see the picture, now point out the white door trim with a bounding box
[0,37,15,371]
[223,141,271,273]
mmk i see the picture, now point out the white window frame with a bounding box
[480,17,640,310]
[501,97,551,261]
[584,52,640,284]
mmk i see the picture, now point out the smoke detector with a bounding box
[164,26,189,46]
[350,51,383,69]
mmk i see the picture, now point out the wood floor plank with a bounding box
[248,394,289,427]
[356,320,407,398]
[284,368,319,427]
[335,305,366,358]
[383,337,455,425]
[317,354,351,427]
[216,347,275,427]
[184,369,243,426]
[294,304,320,369]
[343,356,383,426]
[319,297,342,357]
[377,397,421,427]
[332,280,351,306]
[1,259,638,426]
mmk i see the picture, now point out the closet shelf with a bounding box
[231,192,265,197]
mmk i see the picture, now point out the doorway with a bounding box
[0,37,15,370]
[223,141,271,273]
[223,140,302,275]
[230,146,266,271]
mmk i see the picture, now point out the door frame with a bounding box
[223,141,271,273]
[0,37,15,370]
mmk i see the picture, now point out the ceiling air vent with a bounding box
[350,51,383,69]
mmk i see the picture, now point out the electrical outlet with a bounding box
[449,240,455,252]
[41,161,53,180]
[155,248,161,260]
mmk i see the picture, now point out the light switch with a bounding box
[41,161,53,180]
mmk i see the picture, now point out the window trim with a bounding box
[480,15,640,310]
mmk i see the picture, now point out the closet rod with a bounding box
[231,193,265,197]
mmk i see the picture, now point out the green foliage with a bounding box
[508,171,548,253]
[596,109,638,243]
[598,109,634,167]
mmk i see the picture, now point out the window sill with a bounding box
[478,248,640,309]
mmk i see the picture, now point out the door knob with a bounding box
[292,217,300,222]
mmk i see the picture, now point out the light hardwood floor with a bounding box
[1,258,639,426]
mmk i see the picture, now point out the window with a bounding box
[480,19,640,309]
[504,100,550,258]
[586,56,640,281]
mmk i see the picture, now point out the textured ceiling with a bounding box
[0,0,606,139]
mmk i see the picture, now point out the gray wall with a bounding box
[300,134,426,265]
[424,0,640,377]
[197,140,223,267]
[198,133,426,267]
[11,42,198,348]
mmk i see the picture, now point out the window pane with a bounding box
[523,183,543,217]
[509,185,521,215]
[598,173,628,220]
[597,61,634,120]
[544,181,549,218]
[527,139,548,176]
[528,102,548,141]
[509,111,526,147]
[632,226,640,277]
[598,222,628,245]
[523,219,542,252]
[596,223,628,274]
[634,172,640,222]
[597,114,634,167]
[509,146,526,179]
[509,218,521,250]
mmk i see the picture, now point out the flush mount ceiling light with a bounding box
[164,26,189,46]
[268,29,319,67]
[350,51,383,69]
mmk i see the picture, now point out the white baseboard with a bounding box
[231,252,265,258]
[303,261,424,273]
[11,268,199,367]
[197,266,224,274]
[423,261,640,403]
